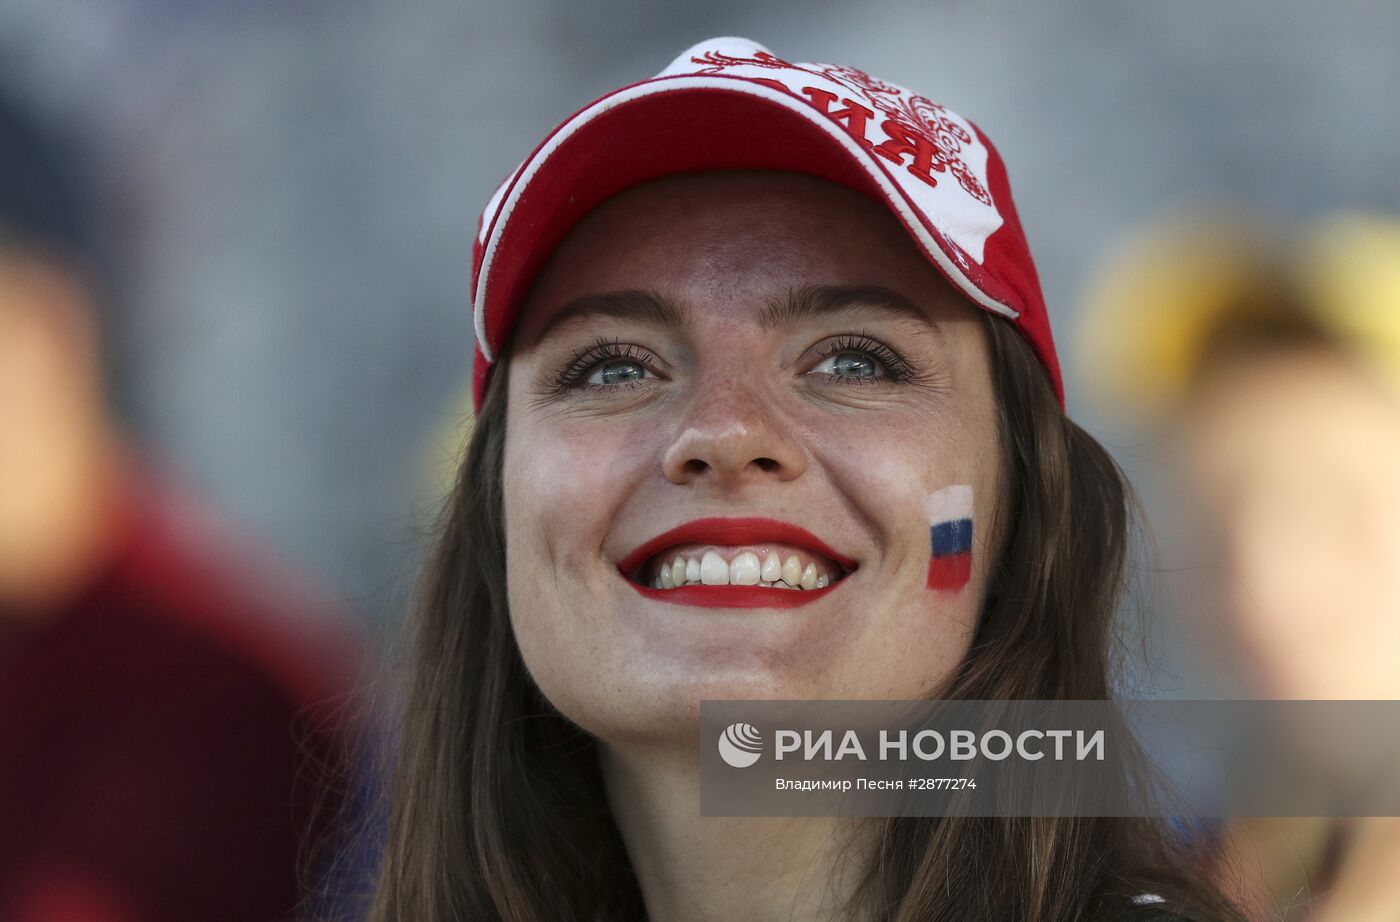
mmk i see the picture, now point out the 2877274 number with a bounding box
[909,777,977,790]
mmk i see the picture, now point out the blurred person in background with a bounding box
[1080,213,1400,921]
[0,87,369,921]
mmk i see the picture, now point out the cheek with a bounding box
[501,413,655,622]
[822,413,998,587]
[505,424,612,578]
[811,414,998,693]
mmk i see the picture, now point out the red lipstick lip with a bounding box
[629,582,838,608]
[616,516,857,579]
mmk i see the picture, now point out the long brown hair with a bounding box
[368,315,1244,921]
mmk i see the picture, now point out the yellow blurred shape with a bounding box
[1079,210,1400,422]
[1300,214,1400,395]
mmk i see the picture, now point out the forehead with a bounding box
[513,171,966,341]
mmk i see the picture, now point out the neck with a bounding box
[599,740,876,922]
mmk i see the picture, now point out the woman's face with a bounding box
[502,172,1003,742]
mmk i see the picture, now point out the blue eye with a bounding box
[807,334,912,384]
[554,339,663,394]
[589,360,650,386]
[810,351,880,380]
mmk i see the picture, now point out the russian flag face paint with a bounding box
[922,485,974,591]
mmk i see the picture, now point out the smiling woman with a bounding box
[368,37,1245,922]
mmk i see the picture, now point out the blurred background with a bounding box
[5,2,1400,919]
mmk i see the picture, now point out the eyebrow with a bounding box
[758,284,939,334]
[536,289,688,341]
[536,283,940,341]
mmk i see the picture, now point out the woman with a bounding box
[370,38,1243,921]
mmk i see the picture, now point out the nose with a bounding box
[660,377,808,489]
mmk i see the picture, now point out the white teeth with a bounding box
[730,551,761,586]
[700,550,729,585]
[649,549,841,590]
[761,552,782,582]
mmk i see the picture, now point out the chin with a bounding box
[553,659,827,748]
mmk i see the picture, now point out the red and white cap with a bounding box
[470,36,1062,410]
